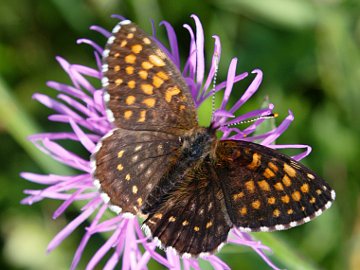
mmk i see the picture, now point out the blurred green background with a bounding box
[0,0,359,269]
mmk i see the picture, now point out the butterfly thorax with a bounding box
[180,127,216,162]
[141,127,216,214]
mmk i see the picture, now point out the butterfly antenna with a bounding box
[226,113,279,127]
[211,53,220,122]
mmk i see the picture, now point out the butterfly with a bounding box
[91,19,335,257]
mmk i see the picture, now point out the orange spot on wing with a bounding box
[131,44,143,54]
[232,192,244,201]
[149,54,165,67]
[273,209,281,217]
[125,95,136,105]
[240,207,247,215]
[137,110,146,122]
[117,164,123,171]
[252,200,261,209]
[138,70,148,80]
[165,86,181,102]
[124,110,133,120]
[128,80,136,89]
[143,37,151,44]
[141,84,154,95]
[117,150,124,158]
[156,71,169,80]
[263,168,276,178]
[125,54,136,64]
[142,98,156,108]
[281,195,290,203]
[247,153,261,170]
[137,198,143,206]
[152,75,164,88]
[268,197,276,204]
[282,175,292,187]
[154,213,163,219]
[284,163,297,177]
[268,162,279,172]
[245,180,255,193]
[115,78,123,86]
[141,61,153,69]
[291,191,301,201]
[274,182,284,191]
[125,66,134,75]
[120,40,127,47]
[300,183,309,193]
[258,180,270,191]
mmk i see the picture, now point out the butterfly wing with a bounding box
[102,20,197,133]
[214,140,335,232]
[144,157,231,256]
[91,128,181,215]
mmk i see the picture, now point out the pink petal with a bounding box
[69,119,96,153]
[229,69,263,114]
[90,25,111,38]
[191,14,205,86]
[203,35,222,92]
[47,199,100,252]
[160,21,180,67]
[71,204,108,270]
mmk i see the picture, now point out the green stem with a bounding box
[0,76,72,175]
[255,233,320,270]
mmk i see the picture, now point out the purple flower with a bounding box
[21,14,311,270]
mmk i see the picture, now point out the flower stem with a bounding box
[255,233,320,270]
[0,76,72,175]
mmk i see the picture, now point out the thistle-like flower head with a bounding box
[21,15,315,270]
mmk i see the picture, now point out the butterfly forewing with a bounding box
[92,128,181,214]
[102,21,197,133]
[215,140,335,231]
[144,158,231,255]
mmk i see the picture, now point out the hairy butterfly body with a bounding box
[91,19,335,256]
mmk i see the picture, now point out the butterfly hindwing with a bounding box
[144,158,231,255]
[102,21,198,133]
[91,128,181,215]
[214,140,335,231]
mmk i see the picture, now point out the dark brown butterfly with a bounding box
[91,19,335,257]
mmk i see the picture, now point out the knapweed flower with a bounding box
[21,14,313,270]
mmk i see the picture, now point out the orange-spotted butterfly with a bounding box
[91,19,335,256]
